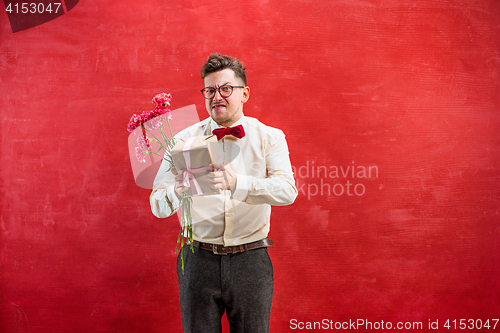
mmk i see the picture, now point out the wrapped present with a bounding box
[171,135,223,197]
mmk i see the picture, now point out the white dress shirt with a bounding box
[150,115,297,246]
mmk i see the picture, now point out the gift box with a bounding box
[171,135,223,197]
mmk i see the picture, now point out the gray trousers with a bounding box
[177,244,274,333]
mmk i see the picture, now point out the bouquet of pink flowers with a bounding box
[127,92,193,273]
[127,92,175,165]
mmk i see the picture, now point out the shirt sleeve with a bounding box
[232,131,298,206]
[149,156,181,218]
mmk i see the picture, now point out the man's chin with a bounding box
[210,112,227,124]
[210,111,241,127]
[211,116,228,126]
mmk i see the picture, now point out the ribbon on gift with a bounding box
[178,137,212,197]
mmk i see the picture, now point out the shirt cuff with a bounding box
[166,186,180,208]
[232,174,252,202]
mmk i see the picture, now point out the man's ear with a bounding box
[242,86,250,103]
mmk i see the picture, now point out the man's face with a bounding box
[203,68,249,128]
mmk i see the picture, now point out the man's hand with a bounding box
[171,164,237,199]
[171,167,189,200]
[208,163,237,193]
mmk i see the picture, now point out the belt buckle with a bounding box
[213,244,227,255]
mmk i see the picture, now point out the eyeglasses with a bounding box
[200,84,245,99]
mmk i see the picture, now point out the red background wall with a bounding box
[1,0,499,332]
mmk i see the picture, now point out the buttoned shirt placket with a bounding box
[221,137,235,246]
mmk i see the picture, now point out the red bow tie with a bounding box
[212,125,245,141]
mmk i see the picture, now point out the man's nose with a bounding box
[213,88,224,100]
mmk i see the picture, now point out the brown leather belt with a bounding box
[193,238,274,255]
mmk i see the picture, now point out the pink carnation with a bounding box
[144,117,163,131]
[127,114,142,132]
[155,106,172,119]
[152,92,172,107]
[127,92,172,133]
[140,110,152,124]
[137,134,150,151]
[149,108,160,119]
[135,147,146,163]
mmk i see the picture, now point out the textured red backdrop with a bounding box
[1,1,499,332]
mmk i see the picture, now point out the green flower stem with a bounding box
[142,125,169,152]
[144,150,171,160]
[175,194,194,275]
[156,126,170,148]
[165,117,174,140]
[132,97,193,276]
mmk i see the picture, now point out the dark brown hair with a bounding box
[200,53,247,86]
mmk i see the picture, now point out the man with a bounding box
[150,53,297,333]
